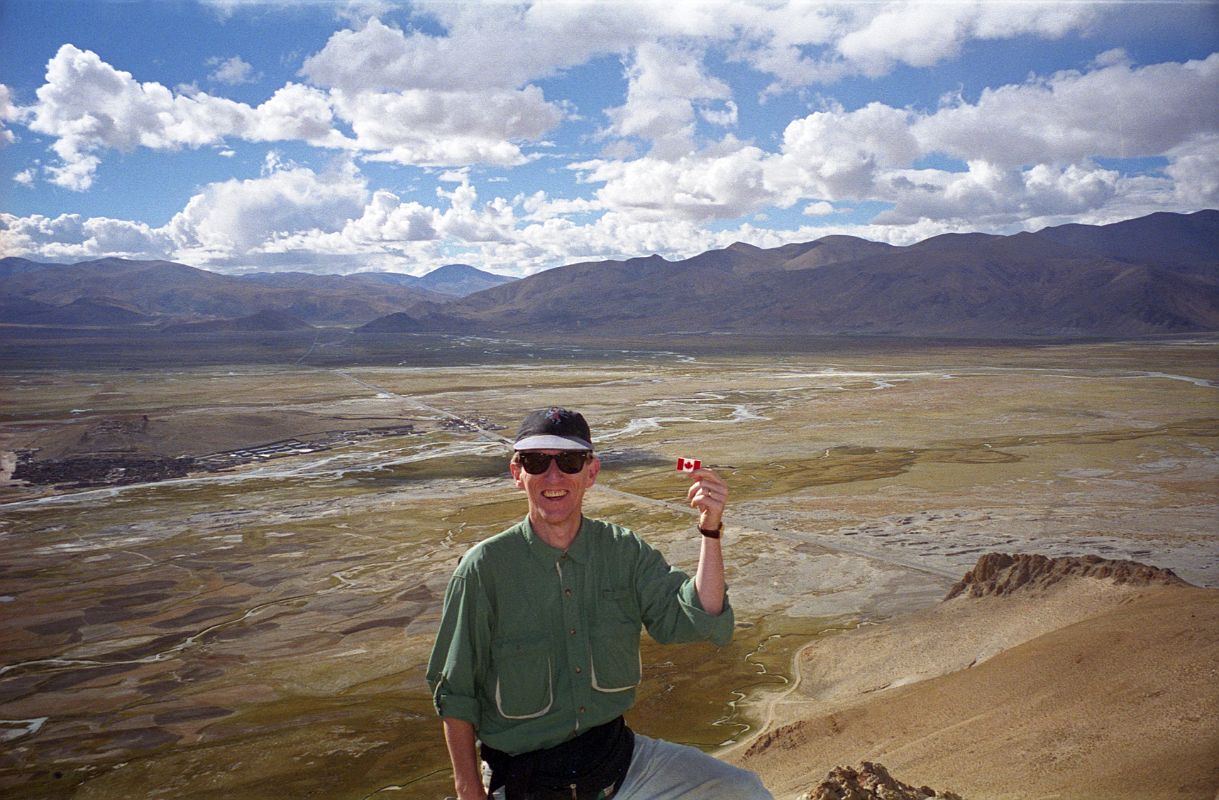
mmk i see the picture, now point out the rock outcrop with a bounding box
[801,762,963,800]
[944,552,1190,600]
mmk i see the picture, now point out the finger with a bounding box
[691,484,723,509]
[688,474,725,498]
[689,467,724,486]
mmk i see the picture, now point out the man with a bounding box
[427,407,772,799]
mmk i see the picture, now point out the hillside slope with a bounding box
[733,555,1219,799]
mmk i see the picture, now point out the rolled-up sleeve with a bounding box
[634,539,735,647]
[426,572,487,725]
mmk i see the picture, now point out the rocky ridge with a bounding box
[944,552,1190,599]
[802,762,963,800]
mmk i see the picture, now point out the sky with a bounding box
[0,0,1216,278]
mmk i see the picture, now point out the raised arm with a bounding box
[687,467,727,616]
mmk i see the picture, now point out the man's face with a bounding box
[510,449,600,532]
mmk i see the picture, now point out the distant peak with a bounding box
[425,263,481,276]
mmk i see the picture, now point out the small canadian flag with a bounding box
[676,457,702,472]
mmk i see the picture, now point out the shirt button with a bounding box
[564,588,573,597]
[575,666,582,674]
[569,628,576,636]
[578,706,586,714]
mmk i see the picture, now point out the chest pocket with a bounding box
[589,588,642,693]
[491,636,554,719]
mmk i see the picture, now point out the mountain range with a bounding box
[0,260,512,327]
[2,210,1216,337]
[364,209,1219,338]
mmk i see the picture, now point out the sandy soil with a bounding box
[731,579,1219,799]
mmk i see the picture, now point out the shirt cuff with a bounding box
[433,680,481,725]
[678,578,735,647]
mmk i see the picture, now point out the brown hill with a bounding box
[0,258,439,325]
[160,308,315,334]
[945,552,1189,598]
[410,263,515,295]
[0,293,60,322]
[362,209,1219,338]
[733,555,1219,799]
[11,296,153,326]
[1036,209,1219,277]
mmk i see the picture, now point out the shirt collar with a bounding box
[521,515,591,565]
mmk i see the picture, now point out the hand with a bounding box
[686,467,727,532]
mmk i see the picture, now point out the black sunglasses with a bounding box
[517,451,592,475]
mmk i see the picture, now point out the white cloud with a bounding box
[300,12,633,93]
[338,0,395,26]
[772,101,920,200]
[699,99,738,128]
[331,85,561,166]
[726,1,1099,92]
[574,139,778,223]
[13,4,1145,196]
[0,84,21,145]
[27,45,291,189]
[13,168,35,186]
[0,212,174,261]
[433,178,517,243]
[166,160,369,259]
[574,51,1219,232]
[221,176,530,275]
[251,83,350,148]
[520,191,603,221]
[28,45,251,188]
[875,160,1120,227]
[262,189,438,257]
[1165,134,1219,207]
[574,100,918,223]
[835,1,1099,78]
[913,54,1219,166]
[208,55,259,85]
[603,41,734,159]
[25,38,566,185]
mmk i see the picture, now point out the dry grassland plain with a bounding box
[0,335,1216,798]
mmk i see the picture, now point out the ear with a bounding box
[509,458,525,489]
[585,456,601,486]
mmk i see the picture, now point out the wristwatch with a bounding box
[698,524,723,539]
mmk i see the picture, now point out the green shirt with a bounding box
[426,516,734,755]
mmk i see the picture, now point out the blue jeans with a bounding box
[489,733,773,799]
[614,734,773,799]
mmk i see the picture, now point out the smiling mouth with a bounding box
[542,490,568,498]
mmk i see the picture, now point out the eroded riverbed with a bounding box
[1,337,1216,798]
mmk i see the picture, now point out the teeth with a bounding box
[542,490,566,498]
